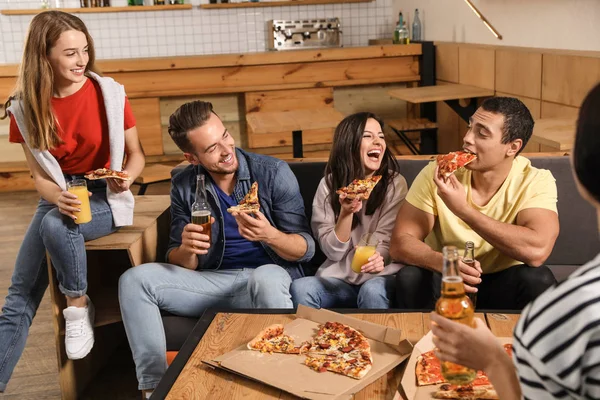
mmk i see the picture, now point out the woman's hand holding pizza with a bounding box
[57,189,90,220]
[434,166,469,217]
[339,192,363,215]
[107,170,132,193]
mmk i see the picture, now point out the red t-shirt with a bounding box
[9,78,136,174]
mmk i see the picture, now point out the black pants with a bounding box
[395,264,557,311]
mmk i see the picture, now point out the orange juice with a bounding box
[68,181,92,224]
[351,245,376,273]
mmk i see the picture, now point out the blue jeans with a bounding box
[118,262,295,390]
[0,188,116,392]
[290,276,396,309]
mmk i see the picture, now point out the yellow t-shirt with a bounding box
[406,156,558,274]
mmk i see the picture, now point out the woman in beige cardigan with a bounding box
[290,112,407,309]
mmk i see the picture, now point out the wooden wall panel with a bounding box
[129,98,164,156]
[160,94,243,153]
[334,83,408,119]
[245,88,333,113]
[436,100,461,154]
[0,77,14,106]
[458,47,495,90]
[495,50,542,99]
[541,101,580,118]
[542,54,600,107]
[110,57,420,98]
[436,43,459,83]
[495,92,541,119]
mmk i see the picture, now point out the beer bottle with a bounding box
[435,246,476,385]
[463,241,478,308]
[191,174,212,242]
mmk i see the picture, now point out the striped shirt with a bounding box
[514,252,600,399]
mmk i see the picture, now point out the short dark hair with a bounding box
[574,82,600,204]
[480,97,535,155]
[168,101,215,153]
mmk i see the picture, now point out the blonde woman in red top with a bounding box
[0,11,144,392]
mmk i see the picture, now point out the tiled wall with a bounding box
[0,0,394,63]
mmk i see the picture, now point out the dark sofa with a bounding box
[163,156,599,351]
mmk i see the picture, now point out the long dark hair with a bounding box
[324,112,400,227]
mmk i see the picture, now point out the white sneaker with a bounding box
[63,295,95,360]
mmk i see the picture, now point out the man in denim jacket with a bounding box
[118,101,315,396]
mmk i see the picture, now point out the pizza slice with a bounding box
[247,324,306,354]
[84,168,131,181]
[336,175,382,200]
[416,349,445,386]
[436,151,477,178]
[227,182,260,214]
[433,383,498,399]
[304,351,372,380]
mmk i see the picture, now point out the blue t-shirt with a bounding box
[214,184,273,269]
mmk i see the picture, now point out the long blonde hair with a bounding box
[1,11,100,151]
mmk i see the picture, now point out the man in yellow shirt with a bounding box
[390,97,559,310]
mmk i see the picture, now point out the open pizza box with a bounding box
[203,305,414,399]
[397,331,512,400]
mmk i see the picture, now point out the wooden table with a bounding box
[530,118,576,151]
[153,310,520,399]
[389,83,495,123]
[246,108,345,158]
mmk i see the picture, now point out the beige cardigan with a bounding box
[311,173,408,285]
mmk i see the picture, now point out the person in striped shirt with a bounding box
[429,81,600,400]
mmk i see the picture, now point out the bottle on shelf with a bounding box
[392,11,403,44]
[435,246,476,385]
[400,21,410,44]
[412,8,422,42]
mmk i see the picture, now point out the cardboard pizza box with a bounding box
[204,305,414,400]
[398,331,512,400]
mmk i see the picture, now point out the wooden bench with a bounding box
[46,195,171,400]
[387,118,438,155]
[133,163,175,195]
[245,88,344,158]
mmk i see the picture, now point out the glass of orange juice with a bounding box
[351,233,378,273]
[67,179,92,224]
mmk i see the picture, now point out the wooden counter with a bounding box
[0,45,423,184]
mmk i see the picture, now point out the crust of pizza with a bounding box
[433,384,497,399]
[227,203,260,214]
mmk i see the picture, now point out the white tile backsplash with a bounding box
[0,0,393,63]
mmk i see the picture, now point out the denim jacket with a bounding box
[166,148,315,279]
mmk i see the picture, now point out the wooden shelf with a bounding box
[0,4,192,15]
[200,0,371,9]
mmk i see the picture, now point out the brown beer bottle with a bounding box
[435,246,476,385]
[191,174,212,241]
